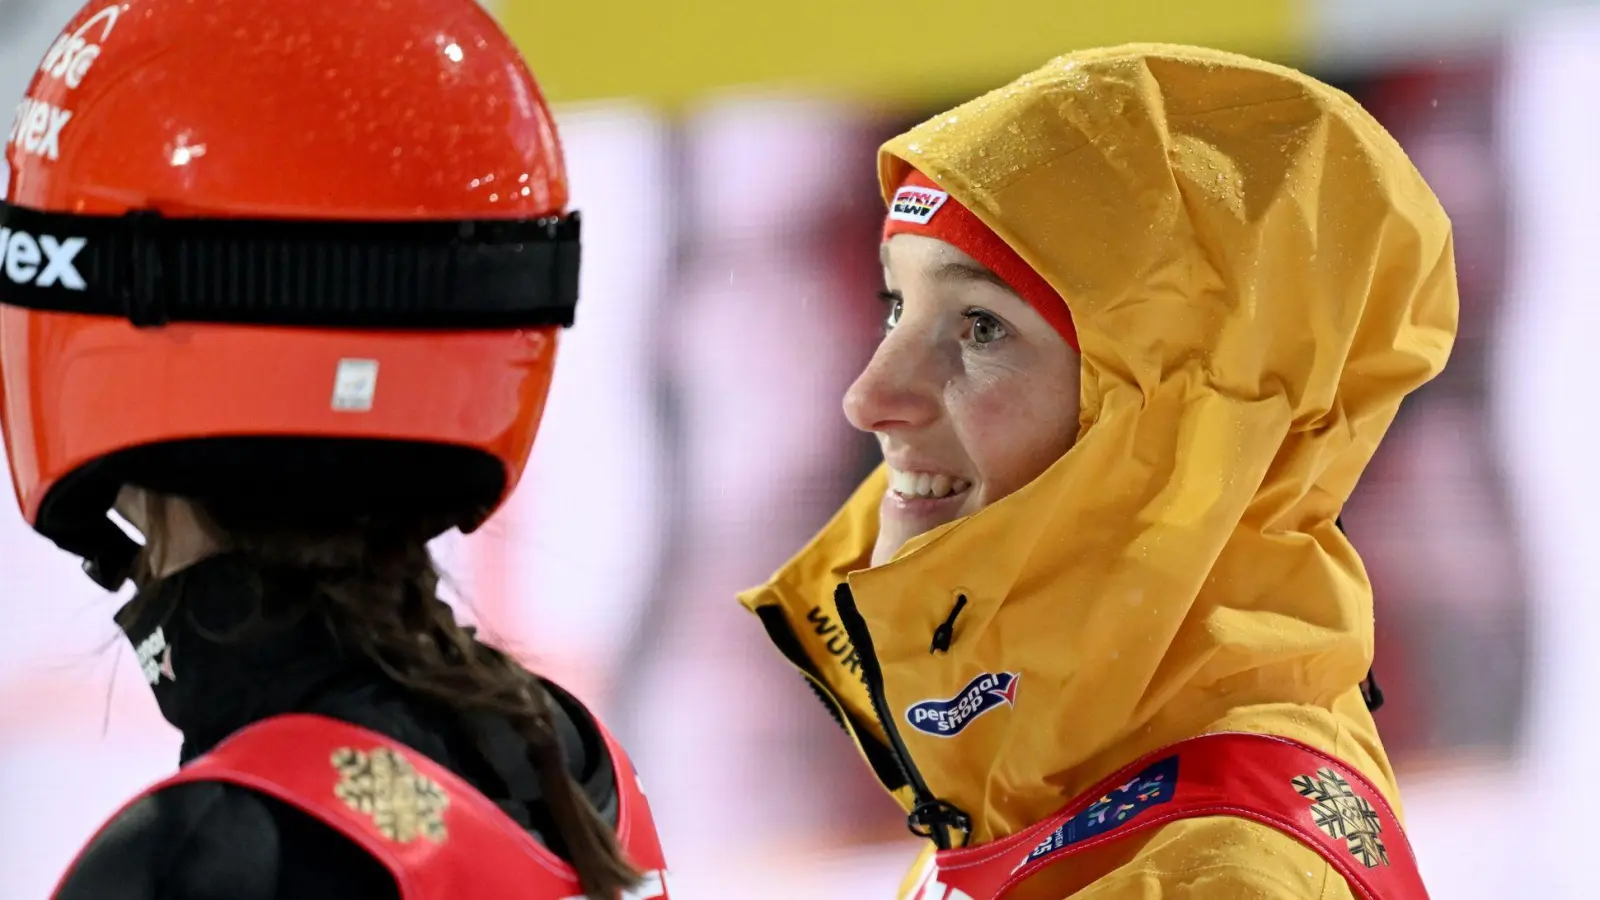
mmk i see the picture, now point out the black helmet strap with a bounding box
[0,203,581,329]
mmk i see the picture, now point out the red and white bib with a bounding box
[908,732,1427,900]
[53,713,671,900]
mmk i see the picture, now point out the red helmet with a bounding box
[1,0,579,588]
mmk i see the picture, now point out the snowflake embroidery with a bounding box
[332,745,450,844]
[1292,767,1388,868]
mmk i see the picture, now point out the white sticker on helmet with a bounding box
[331,358,379,412]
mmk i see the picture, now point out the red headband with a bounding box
[882,169,1077,350]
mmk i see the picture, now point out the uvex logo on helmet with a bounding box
[39,5,122,91]
[905,671,1021,737]
[6,5,122,164]
[0,226,88,289]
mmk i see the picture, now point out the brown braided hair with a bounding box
[128,494,640,900]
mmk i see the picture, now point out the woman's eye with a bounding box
[968,311,1007,345]
[878,290,903,331]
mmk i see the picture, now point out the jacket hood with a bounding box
[741,43,1457,845]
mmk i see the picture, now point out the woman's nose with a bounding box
[843,328,943,434]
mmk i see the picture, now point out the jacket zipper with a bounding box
[831,582,970,850]
[750,605,910,794]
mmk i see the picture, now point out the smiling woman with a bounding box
[740,43,1456,900]
[850,225,1081,568]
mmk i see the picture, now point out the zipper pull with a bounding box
[908,797,973,850]
[929,594,968,654]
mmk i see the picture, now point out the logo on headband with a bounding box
[889,185,949,226]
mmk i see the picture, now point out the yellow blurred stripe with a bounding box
[498,0,1306,108]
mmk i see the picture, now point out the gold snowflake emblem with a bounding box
[1292,767,1388,868]
[332,745,450,844]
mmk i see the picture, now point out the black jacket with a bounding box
[52,555,617,900]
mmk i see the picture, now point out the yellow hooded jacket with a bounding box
[740,45,1456,898]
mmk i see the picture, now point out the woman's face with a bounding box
[845,235,1082,566]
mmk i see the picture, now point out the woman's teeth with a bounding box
[889,467,971,499]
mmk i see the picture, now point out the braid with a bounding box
[198,504,641,899]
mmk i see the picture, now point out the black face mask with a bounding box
[115,553,362,761]
[111,553,617,836]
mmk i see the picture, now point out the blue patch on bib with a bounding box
[1018,754,1179,868]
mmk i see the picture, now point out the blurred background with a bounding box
[2,0,1597,896]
